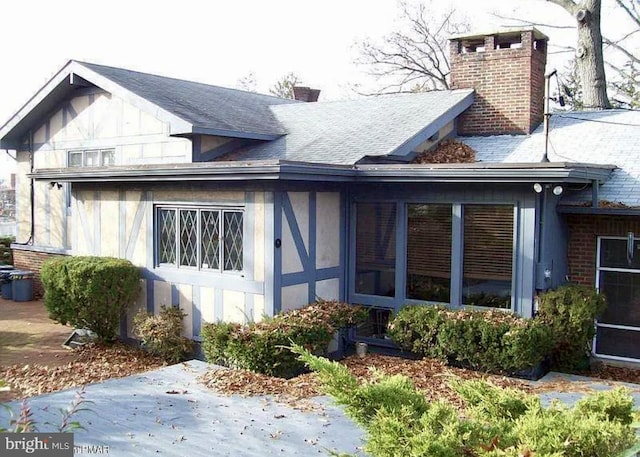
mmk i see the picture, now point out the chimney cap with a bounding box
[293,86,321,102]
[449,27,549,43]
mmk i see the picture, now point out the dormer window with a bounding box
[67,149,115,167]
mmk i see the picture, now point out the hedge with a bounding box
[388,305,553,374]
[41,256,140,342]
[201,300,367,378]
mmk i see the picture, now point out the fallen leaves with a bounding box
[0,342,165,400]
[413,139,476,164]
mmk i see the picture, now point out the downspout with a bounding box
[14,130,34,245]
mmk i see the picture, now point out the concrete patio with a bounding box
[3,361,640,456]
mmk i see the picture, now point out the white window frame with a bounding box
[594,235,640,362]
[154,205,244,274]
[67,148,116,168]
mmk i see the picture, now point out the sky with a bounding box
[0,0,635,181]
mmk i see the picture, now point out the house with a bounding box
[1,28,638,362]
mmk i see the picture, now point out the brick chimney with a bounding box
[293,86,320,102]
[450,28,548,136]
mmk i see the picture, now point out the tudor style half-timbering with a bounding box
[3,28,639,362]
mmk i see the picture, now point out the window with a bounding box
[157,206,243,272]
[67,149,115,167]
[353,201,516,310]
[355,202,396,297]
[462,205,514,309]
[406,204,452,302]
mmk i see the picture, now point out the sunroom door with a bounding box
[595,236,640,361]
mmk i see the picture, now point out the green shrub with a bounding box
[0,236,14,265]
[293,345,638,457]
[201,300,367,378]
[41,256,140,342]
[134,306,194,363]
[388,305,553,374]
[537,284,607,370]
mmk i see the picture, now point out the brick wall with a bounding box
[12,247,68,298]
[450,30,547,136]
[566,214,640,287]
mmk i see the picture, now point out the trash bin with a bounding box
[0,265,15,300]
[10,270,34,302]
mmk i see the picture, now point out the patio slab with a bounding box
[0,361,366,456]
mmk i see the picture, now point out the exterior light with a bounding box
[533,183,543,193]
[552,185,564,196]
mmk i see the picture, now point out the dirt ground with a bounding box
[0,298,76,368]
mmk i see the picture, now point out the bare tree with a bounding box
[269,72,301,99]
[356,1,469,93]
[544,0,611,108]
[236,72,258,92]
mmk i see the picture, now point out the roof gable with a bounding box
[0,60,297,148]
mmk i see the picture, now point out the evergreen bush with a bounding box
[41,256,140,342]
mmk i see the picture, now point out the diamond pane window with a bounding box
[156,206,243,273]
[179,210,198,267]
[224,211,243,271]
[159,209,177,265]
[200,211,220,270]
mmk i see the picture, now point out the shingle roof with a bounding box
[463,110,640,206]
[220,90,474,165]
[78,61,298,138]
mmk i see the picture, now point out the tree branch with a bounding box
[545,0,580,15]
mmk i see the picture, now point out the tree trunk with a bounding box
[547,0,611,108]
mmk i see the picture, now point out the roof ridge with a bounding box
[74,60,301,104]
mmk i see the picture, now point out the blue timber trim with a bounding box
[146,191,154,269]
[190,126,281,141]
[61,183,68,249]
[339,190,348,301]
[45,186,51,246]
[264,192,275,317]
[45,120,50,143]
[192,286,201,337]
[308,192,317,303]
[125,192,147,260]
[214,288,223,321]
[388,92,474,159]
[195,138,252,162]
[118,190,126,258]
[93,191,100,254]
[171,284,180,308]
[273,192,283,313]
[245,293,254,322]
[146,278,154,313]
[450,205,463,307]
[281,193,310,269]
[282,267,341,287]
[394,202,407,312]
[244,192,255,281]
[140,268,263,294]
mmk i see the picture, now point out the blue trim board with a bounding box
[273,192,283,313]
[146,278,155,313]
[125,192,147,260]
[191,134,201,162]
[146,191,154,269]
[281,194,310,269]
[214,288,223,322]
[394,202,407,313]
[93,191,100,255]
[45,185,51,246]
[192,286,201,337]
[264,192,275,317]
[282,267,341,287]
[61,183,68,249]
[339,190,348,302]
[244,192,255,281]
[450,205,463,307]
[140,268,264,294]
[308,192,317,303]
[119,190,126,258]
[171,283,180,308]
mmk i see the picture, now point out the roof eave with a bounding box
[29,161,614,185]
